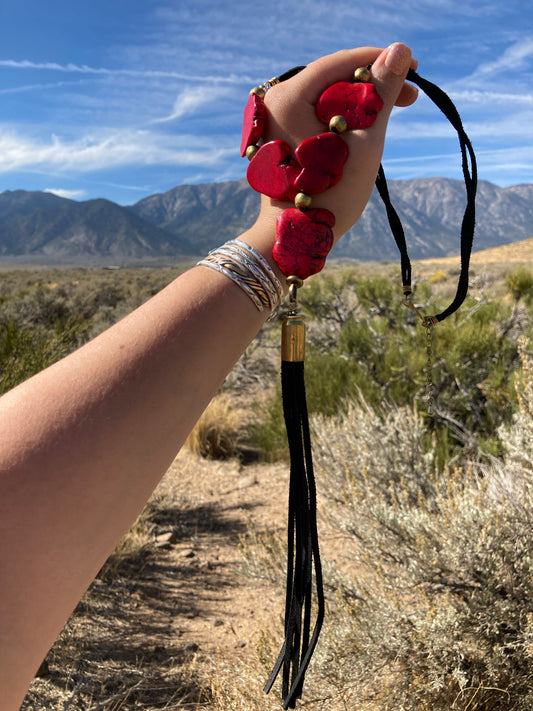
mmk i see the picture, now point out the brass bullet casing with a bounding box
[329,115,348,134]
[294,192,313,209]
[353,66,371,83]
[282,314,306,362]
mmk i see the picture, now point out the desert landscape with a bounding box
[2,238,531,710]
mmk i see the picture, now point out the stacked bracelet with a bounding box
[198,239,284,312]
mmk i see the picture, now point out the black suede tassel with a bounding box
[264,310,325,709]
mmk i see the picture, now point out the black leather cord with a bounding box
[260,61,477,709]
[268,64,478,322]
[264,360,325,709]
[377,68,478,322]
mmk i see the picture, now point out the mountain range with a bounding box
[0,177,531,265]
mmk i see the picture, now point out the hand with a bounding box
[257,43,418,239]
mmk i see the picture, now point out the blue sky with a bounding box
[0,0,531,205]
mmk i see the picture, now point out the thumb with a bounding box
[313,42,416,238]
[371,42,417,113]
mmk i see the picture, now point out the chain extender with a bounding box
[403,294,438,414]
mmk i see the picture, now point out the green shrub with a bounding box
[506,266,533,307]
[0,318,87,394]
[255,267,530,463]
[307,338,533,710]
[0,267,183,393]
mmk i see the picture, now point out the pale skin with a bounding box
[0,43,418,709]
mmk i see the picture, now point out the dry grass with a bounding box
[185,394,248,460]
[419,236,533,266]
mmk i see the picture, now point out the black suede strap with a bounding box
[376,68,477,322]
[264,360,325,709]
[260,61,477,709]
[269,64,478,322]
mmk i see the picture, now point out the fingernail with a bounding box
[384,43,411,76]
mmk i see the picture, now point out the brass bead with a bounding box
[250,85,265,99]
[353,66,371,83]
[329,115,348,134]
[294,192,313,209]
[246,144,259,161]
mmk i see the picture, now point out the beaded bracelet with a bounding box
[243,64,384,280]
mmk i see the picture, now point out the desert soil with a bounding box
[155,449,289,661]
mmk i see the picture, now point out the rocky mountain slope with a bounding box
[0,178,531,265]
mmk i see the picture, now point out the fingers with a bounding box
[371,43,417,111]
[395,82,419,107]
[295,47,386,102]
[256,43,419,241]
[289,43,417,111]
[264,43,417,145]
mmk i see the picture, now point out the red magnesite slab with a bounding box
[316,81,384,130]
[240,92,266,157]
[294,132,348,194]
[273,207,335,278]
[247,140,300,201]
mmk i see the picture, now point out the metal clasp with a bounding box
[404,292,425,324]
[287,275,304,316]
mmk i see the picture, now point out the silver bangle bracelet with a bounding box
[230,241,285,305]
[215,241,283,308]
[197,240,285,312]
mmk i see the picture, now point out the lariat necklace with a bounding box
[239,60,477,709]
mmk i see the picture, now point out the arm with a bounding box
[0,43,417,710]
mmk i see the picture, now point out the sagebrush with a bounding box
[306,337,533,710]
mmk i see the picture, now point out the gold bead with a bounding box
[329,115,348,134]
[294,192,313,209]
[246,144,259,161]
[353,66,371,83]
[250,85,265,99]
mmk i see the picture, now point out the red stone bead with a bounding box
[293,133,348,195]
[240,92,266,157]
[246,140,300,201]
[273,207,335,278]
[316,81,384,130]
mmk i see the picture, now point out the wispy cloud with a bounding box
[0,81,83,95]
[448,89,533,106]
[468,37,533,78]
[152,86,228,123]
[383,143,533,185]
[0,58,252,85]
[0,127,236,173]
[458,37,533,88]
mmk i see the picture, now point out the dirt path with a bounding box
[157,450,289,660]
